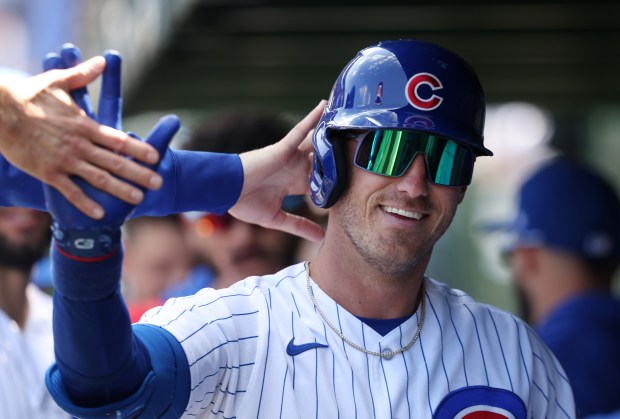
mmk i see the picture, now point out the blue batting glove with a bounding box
[43,43,122,129]
[41,45,195,225]
[46,116,180,259]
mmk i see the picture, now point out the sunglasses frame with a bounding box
[345,129,475,187]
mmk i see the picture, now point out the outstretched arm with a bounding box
[0,52,162,219]
[0,99,326,241]
[2,43,325,241]
[45,116,191,417]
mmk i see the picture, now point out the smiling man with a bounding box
[42,39,575,418]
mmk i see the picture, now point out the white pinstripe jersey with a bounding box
[141,262,575,418]
[0,284,69,418]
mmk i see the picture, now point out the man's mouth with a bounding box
[381,205,423,220]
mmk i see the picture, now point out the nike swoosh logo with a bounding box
[286,338,328,356]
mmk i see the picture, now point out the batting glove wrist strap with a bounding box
[52,222,121,261]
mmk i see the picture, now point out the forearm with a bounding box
[48,229,190,416]
[47,187,191,415]
[0,149,243,214]
[134,150,243,216]
[51,227,150,406]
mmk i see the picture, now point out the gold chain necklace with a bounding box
[305,261,425,360]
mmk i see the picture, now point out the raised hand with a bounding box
[36,44,166,218]
[230,100,326,242]
[0,45,163,219]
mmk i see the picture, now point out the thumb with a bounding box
[143,115,181,170]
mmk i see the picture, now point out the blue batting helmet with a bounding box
[310,39,491,208]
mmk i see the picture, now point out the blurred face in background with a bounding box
[0,207,51,271]
[187,212,297,287]
[122,217,191,301]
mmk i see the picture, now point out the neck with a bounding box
[0,267,31,329]
[310,231,428,319]
[527,250,608,325]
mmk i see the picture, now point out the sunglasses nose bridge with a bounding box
[398,152,431,188]
[402,150,431,180]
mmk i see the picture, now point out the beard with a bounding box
[0,231,51,272]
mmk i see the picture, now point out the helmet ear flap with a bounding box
[310,128,349,208]
[321,139,348,208]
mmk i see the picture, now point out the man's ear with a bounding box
[456,186,467,204]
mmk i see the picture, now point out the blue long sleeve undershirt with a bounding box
[35,151,243,414]
[0,149,242,216]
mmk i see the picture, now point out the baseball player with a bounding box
[492,156,620,417]
[13,41,576,417]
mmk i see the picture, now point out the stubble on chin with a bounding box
[335,195,423,276]
[334,188,461,277]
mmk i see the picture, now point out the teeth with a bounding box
[383,206,422,220]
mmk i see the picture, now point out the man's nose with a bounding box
[394,154,429,196]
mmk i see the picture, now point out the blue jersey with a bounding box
[536,292,620,417]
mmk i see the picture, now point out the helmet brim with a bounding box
[326,107,493,157]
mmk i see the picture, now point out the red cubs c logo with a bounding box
[433,387,526,419]
[406,72,443,111]
[454,405,515,419]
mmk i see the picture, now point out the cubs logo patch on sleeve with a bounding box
[433,386,527,419]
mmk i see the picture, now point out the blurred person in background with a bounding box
[0,206,69,417]
[170,108,312,293]
[121,214,191,322]
[494,156,620,417]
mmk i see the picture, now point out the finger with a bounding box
[268,210,325,242]
[91,125,159,165]
[51,175,105,219]
[43,53,62,72]
[60,43,96,119]
[281,100,326,149]
[60,56,106,91]
[298,128,316,155]
[87,145,163,191]
[142,115,181,170]
[72,160,146,205]
[98,51,122,130]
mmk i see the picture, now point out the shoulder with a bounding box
[228,262,308,294]
[424,278,573,408]
[140,263,306,331]
[424,277,547,352]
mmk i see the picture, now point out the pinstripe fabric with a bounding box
[141,262,575,418]
[0,285,69,418]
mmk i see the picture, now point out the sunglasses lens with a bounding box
[354,130,474,186]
